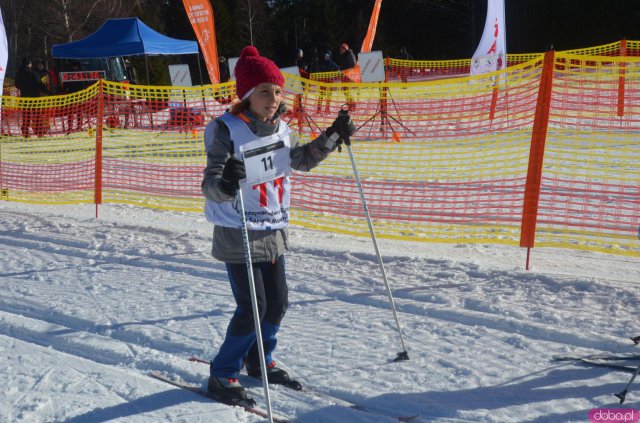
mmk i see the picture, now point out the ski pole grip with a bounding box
[338,109,351,146]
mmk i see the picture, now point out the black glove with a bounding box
[220,157,246,195]
[326,111,356,146]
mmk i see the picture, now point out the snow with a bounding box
[0,201,638,422]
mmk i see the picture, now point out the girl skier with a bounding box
[201,45,355,406]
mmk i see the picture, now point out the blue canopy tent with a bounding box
[52,17,201,84]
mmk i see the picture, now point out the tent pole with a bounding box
[145,55,150,84]
[197,54,204,86]
[196,54,208,115]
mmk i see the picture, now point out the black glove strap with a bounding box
[324,129,341,149]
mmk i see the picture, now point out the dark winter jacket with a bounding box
[15,66,45,97]
[218,57,230,83]
[317,52,340,73]
[201,106,339,263]
[338,49,357,71]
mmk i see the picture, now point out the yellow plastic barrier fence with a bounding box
[1,41,638,261]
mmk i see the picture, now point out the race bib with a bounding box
[240,136,289,186]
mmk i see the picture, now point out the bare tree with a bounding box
[33,0,143,43]
[1,0,144,71]
[237,0,269,48]
[1,0,29,75]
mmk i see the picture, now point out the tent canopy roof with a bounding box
[52,17,199,59]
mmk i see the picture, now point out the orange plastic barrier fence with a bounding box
[1,40,638,260]
[385,39,636,82]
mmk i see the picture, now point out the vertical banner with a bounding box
[182,0,220,84]
[360,0,382,53]
[349,0,383,83]
[470,0,506,75]
[0,7,8,100]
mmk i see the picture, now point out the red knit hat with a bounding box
[234,46,285,101]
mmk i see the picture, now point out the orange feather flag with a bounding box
[360,0,383,53]
[182,0,220,84]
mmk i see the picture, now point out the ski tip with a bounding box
[631,336,640,345]
[614,390,627,404]
[394,351,409,362]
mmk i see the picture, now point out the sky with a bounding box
[0,200,638,422]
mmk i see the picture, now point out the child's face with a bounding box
[248,83,283,121]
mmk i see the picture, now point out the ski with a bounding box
[552,356,638,373]
[188,356,419,422]
[148,371,290,423]
[553,354,640,362]
[572,359,638,374]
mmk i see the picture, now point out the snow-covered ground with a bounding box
[0,201,638,422]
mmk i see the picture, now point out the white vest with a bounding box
[204,113,292,230]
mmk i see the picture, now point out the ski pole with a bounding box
[341,109,409,361]
[233,144,274,423]
[614,360,640,404]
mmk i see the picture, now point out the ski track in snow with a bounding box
[0,203,638,422]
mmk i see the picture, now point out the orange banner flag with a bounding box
[360,0,382,53]
[182,0,220,84]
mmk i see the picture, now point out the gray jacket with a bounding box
[201,108,338,263]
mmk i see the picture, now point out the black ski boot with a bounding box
[207,376,256,407]
[246,361,302,390]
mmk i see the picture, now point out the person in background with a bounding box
[317,50,339,73]
[338,43,357,71]
[201,45,356,407]
[35,60,51,92]
[124,58,138,85]
[62,61,88,94]
[14,56,48,137]
[119,59,138,129]
[338,43,357,111]
[46,59,61,95]
[216,56,232,104]
[398,46,413,83]
[63,61,87,133]
[315,50,339,113]
[219,56,230,83]
[34,60,53,134]
[295,48,309,77]
[309,47,320,73]
[399,46,412,60]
